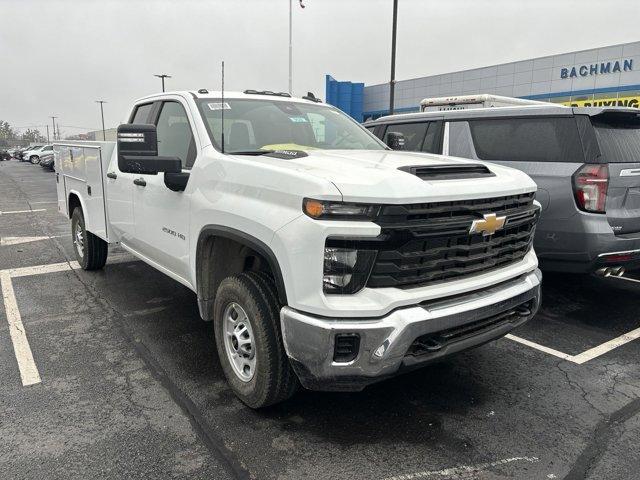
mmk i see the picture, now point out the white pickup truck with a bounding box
[54,89,542,408]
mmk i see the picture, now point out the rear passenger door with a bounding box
[132,99,197,284]
[106,102,154,243]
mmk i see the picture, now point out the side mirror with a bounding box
[385,131,405,150]
[117,124,182,175]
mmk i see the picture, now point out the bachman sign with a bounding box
[561,59,633,79]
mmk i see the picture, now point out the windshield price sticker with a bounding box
[208,102,231,111]
[289,116,308,123]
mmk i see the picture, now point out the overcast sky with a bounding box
[1,0,638,137]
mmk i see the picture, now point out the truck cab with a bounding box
[55,90,542,408]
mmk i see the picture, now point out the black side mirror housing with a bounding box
[385,131,406,150]
[117,124,182,175]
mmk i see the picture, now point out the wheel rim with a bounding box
[223,302,256,382]
[74,221,84,258]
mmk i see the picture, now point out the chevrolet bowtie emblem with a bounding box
[469,213,507,236]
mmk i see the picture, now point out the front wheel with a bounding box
[30,155,40,164]
[71,207,108,270]
[213,271,298,408]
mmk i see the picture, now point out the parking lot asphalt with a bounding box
[1,160,640,480]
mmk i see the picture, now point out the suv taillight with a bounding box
[573,164,609,213]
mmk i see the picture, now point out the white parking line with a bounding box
[0,236,60,246]
[383,456,539,479]
[571,326,640,364]
[0,255,135,387]
[0,272,41,386]
[0,209,46,215]
[505,334,575,362]
[610,275,640,285]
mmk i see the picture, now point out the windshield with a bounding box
[197,98,385,153]
[592,113,640,163]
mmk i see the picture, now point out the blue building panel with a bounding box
[325,75,364,122]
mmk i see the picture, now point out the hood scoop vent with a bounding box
[399,164,495,181]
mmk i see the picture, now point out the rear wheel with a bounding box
[30,155,40,164]
[71,207,108,270]
[213,271,298,408]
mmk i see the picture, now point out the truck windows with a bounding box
[131,103,153,124]
[197,99,385,153]
[468,117,584,163]
[155,101,196,169]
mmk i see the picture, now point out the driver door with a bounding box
[132,99,196,284]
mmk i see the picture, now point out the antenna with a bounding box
[221,60,225,154]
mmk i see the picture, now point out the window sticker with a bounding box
[289,116,309,123]
[207,102,231,111]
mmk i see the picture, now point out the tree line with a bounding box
[0,120,47,147]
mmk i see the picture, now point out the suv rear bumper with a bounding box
[280,269,541,391]
[536,216,640,273]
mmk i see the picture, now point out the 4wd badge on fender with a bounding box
[469,213,506,236]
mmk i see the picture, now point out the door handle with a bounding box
[133,178,147,187]
[106,172,117,179]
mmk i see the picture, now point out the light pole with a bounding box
[96,100,107,140]
[389,0,398,115]
[154,74,171,92]
[50,116,57,141]
[46,125,50,143]
[289,0,305,95]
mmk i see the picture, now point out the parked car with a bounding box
[365,103,640,275]
[39,152,55,170]
[0,149,11,161]
[53,89,541,408]
[18,145,43,161]
[23,144,53,163]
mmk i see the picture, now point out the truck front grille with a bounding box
[366,192,538,289]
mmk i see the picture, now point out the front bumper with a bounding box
[281,269,541,391]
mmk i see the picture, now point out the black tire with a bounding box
[71,207,108,270]
[30,155,40,164]
[213,271,298,408]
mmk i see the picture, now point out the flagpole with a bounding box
[288,0,293,95]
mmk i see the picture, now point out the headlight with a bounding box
[323,246,377,294]
[303,198,379,221]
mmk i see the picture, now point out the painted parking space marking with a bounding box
[0,255,135,387]
[0,209,47,215]
[383,456,539,479]
[505,334,575,362]
[611,275,640,285]
[0,271,41,386]
[571,326,640,364]
[0,235,64,246]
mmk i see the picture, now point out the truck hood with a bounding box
[241,149,536,203]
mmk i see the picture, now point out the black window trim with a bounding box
[128,102,156,124]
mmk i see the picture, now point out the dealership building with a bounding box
[326,41,640,121]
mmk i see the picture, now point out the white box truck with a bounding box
[55,89,542,408]
[421,94,545,112]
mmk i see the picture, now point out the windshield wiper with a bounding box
[227,150,275,156]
